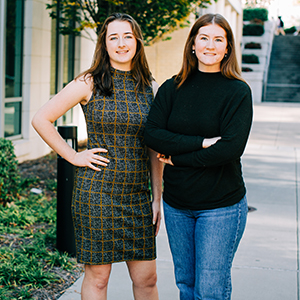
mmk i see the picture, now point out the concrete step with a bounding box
[264,85,300,102]
[264,35,300,102]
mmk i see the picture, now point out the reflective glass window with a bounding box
[5,0,24,98]
[4,102,22,137]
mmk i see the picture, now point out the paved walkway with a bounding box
[58,102,300,300]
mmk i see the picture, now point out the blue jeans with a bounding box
[163,196,247,300]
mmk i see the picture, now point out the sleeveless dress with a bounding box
[71,68,156,265]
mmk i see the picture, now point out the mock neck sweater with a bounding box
[144,70,253,210]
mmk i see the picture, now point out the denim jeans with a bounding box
[163,196,247,300]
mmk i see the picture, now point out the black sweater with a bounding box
[144,70,253,210]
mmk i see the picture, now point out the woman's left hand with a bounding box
[152,200,161,236]
[157,153,174,166]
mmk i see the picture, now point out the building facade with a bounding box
[0,0,243,162]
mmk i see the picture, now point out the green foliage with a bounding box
[0,138,21,205]
[45,178,57,191]
[245,42,262,49]
[243,8,268,21]
[0,192,79,298]
[0,246,60,288]
[46,0,216,45]
[242,54,260,64]
[20,177,40,190]
[284,26,297,34]
[243,24,264,36]
[0,194,56,230]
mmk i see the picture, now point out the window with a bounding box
[4,101,21,137]
[4,0,24,138]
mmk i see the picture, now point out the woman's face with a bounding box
[192,24,228,73]
[106,20,137,71]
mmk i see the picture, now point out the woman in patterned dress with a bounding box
[32,13,163,300]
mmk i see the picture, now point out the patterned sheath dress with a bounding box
[71,68,156,265]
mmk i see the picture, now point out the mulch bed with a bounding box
[18,151,58,197]
[16,151,85,299]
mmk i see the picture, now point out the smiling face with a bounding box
[106,20,137,71]
[192,24,228,73]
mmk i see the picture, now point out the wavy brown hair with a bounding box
[78,13,152,96]
[175,13,245,88]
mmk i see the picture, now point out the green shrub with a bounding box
[243,8,268,21]
[45,178,57,191]
[242,54,260,64]
[0,246,60,288]
[0,194,56,229]
[0,193,79,297]
[0,138,21,205]
[243,24,264,36]
[284,26,297,34]
[242,67,253,72]
[245,42,262,49]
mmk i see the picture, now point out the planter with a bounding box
[241,20,276,102]
[243,43,268,57]
[242,63,264,72]
[242,71,264,103]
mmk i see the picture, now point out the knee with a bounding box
[94,276,110,291]
[84,264,111,291]
[132,271,157,289]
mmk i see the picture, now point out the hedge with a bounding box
[243,8,268,21]
[242,54,260,64]
[243,24,264,36]
[284,26,297,34]
[245,42,262,49]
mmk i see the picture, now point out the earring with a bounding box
[192,50,195,54]
[224,54,228,58]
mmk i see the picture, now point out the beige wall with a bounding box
[14,0,52,162]
[145,26,191,85]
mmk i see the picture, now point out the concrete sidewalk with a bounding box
[58,102,300,300]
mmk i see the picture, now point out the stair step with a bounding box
[264,86,300,102]
[263,35,300,102]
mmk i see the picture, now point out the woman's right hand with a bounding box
[157,153,174,166]
[202,137,221,148]
[71,148,110,171]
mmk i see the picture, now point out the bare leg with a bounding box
[81,264,112,300]
[126,260,159,300]
[280,28,286,35]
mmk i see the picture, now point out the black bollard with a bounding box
[56,126,77,256]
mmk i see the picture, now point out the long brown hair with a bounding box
[78,13,152,96]
[175,13,244,88]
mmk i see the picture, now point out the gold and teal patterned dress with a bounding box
[71,68,156,265]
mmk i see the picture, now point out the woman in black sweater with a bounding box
[144,14,252,300]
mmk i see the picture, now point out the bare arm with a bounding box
[148,147,164,236]
[31,77,109,171]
